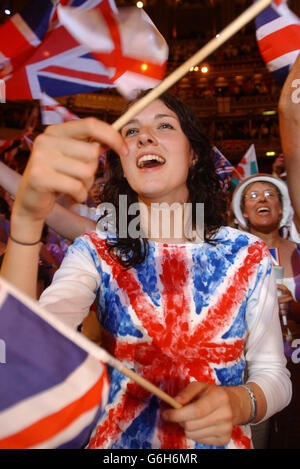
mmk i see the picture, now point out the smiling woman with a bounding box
[0,93,292,450]
[232,173,300,448]
[232,174,300,311]
[101,92,223,267]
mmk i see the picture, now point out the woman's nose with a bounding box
[137,132,157,148]
[258,192,267,201]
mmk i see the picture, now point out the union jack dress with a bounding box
[40,226,278,449]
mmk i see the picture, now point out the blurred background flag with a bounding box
[0,0,56,78]
[230,144,258,188]
[0,277,109,449]
[2,0,168,100]
[57,2,169,99]
[254,0,300,85]
[213,146,235,192]
[3,0,117,100]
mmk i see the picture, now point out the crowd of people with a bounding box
[213,118,279,142]
[172,75,279,103]
[169,33,259,64]
[0,79,299,449]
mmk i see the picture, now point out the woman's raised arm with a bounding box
[0,118,127,298]
[279,53,300,231]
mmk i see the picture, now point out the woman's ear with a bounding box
[190,149,198,167]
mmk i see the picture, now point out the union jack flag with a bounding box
[213,146,234,192]
[255,0,300,85]
[57,227,273,449]
[0,0,55,78]
[2,0,168,100]
[57,2,169,99]
[0,0,92,78]
[0,277,109,449]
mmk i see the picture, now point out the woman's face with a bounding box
[119,99,194,205]
[242,181,283,231]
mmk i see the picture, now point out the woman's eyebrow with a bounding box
[123,118,139,128]
[122,114,178,129]
[154,113,178,120]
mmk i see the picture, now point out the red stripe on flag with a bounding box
[93,51,166,81]
[0,370,108,449]
[0,21,37,70]
[258,24,300,63]
[41,65,113,85]
[5,66,33,100]
[95,2,166,81]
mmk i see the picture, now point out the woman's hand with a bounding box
[12,118,127,228]
[2,118,128,297]
[277,284,294,305]
[162,382,242,447]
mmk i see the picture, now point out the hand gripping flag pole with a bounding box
[112,0,275,132]
[0,276,182,411]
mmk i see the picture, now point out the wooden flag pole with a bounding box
[112,0,273,131]
[104,353,183,409]
[0,276,182,409]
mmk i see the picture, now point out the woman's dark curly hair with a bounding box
[100,91,225,268]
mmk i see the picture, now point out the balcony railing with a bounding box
[61,92,280,118]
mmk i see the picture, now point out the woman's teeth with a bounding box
[137,154,166,168]
[257,207,270,213]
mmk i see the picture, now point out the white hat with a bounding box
[232,174,293,229]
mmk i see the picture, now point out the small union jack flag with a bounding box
[0,277,109,449]
[254,0,300,85]
[213,146,234,191]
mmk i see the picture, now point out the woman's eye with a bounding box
[124,128,138,137]
[159,123,173,129]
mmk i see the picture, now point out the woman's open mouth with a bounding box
[137,154,166,169]
[256,207,270,214]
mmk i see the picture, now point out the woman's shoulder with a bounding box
[211,226,270,264]
[67,229,108,256]
[214,225,267,247]
[278,238,300,260]
[281,237,299,251]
